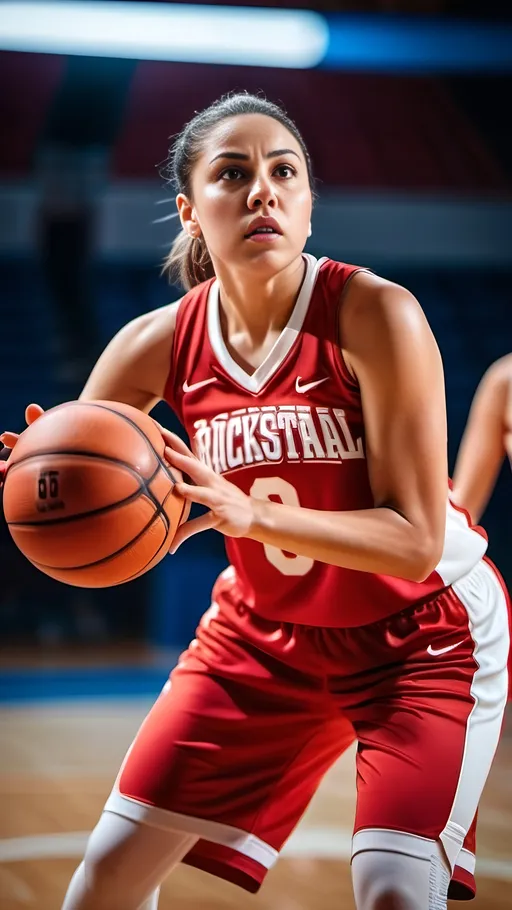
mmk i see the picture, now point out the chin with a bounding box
[240,245,304,273]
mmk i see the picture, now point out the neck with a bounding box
[214,255,307,343]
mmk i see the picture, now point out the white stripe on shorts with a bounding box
[439,559,509,871]
[104,789,278,870]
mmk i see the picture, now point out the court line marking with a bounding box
[0,829,511,881]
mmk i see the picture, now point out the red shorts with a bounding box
[105,558,510,900]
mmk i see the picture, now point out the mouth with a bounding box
[244,217,283,240]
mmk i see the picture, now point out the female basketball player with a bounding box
[453,354,512,521]
[1,93,510,910]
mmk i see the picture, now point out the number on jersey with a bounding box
[249,477,314,577]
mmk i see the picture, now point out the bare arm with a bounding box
[452,356,510,523]
[80,301,181,411]
[170,273,448,582]
[0,302,179,450]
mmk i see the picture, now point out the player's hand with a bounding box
[0,453,8,487]
[0,403,45,450]
[0,404,45,487]
[159,430,255,552]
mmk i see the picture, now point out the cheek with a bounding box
[290,190,313,232]
[196,187,237,245]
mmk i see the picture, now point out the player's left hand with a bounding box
[159,429,255,552]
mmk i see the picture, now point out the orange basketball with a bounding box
[2,400,186,588]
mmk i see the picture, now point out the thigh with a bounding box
[62,811,196,910]
[342,560,509,896]
[106,601,356,889]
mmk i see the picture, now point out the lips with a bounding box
[244,216,283,238]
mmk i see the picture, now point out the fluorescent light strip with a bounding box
[0,1,329,68]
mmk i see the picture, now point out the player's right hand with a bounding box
[0,405,45,484]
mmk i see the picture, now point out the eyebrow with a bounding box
[209,148,301,164]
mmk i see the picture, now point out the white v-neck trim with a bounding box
[207,254,326,394]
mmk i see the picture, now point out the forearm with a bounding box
[249,499,440,582]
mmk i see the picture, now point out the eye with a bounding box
[274,164,296,179]
[219,167,245,181]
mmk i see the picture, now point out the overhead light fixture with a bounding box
[0,1,329,68]
[1,3,511,73]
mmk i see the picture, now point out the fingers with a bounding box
[164,446,213,485]
[0,404,44,450]
[164,431,194,457]
[0,432,19,448]
[175,481,217,508]
[153,423,194,457]
[170,511,217,554]
[25,403,44,425]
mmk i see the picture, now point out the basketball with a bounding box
[2,400,186,587]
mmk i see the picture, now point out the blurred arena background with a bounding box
[0,1,511,908]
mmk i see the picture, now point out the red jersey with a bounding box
[165,255,488,627]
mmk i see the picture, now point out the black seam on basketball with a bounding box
[73,402,179,485]
[6,461,166,528]
[23,505,174,586]
[119,490,177,582]
[26,484,177,573]
[6,449,160,476]
[28,498,170,571]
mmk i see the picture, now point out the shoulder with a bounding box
[104,300,183,397]
[342,270,425,334]
[113,299,183,362]
[472,353,512,414]
[479,353,512,389]
[339,271,434,375]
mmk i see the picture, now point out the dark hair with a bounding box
[162,92,315,290]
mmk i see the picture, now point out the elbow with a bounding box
[404,534,444,583]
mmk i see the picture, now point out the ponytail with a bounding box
[162,229,215,291]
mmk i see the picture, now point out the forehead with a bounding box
[201,113,303,159]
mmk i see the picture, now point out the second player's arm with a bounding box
[451,356,510,523]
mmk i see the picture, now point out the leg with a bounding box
[62,811,196,910]
[352,839,450,910]
[340,560,509,907]
[101,596,356,894]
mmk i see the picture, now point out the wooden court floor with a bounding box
[0,691,511,909]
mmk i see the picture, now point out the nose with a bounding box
[247,171,277,210]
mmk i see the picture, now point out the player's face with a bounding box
[181,114,312,276]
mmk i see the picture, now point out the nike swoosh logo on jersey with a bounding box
[295,376,328,394]
[182,377,218,393]
[427,640,465,656]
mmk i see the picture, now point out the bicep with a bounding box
[344,277,447,547]
[452,364,507,521]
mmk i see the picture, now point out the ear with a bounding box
[307,222,312,238]
[176,194,201,238]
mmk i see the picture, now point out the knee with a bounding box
[351,847,446,910]
[357,879,419,910]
